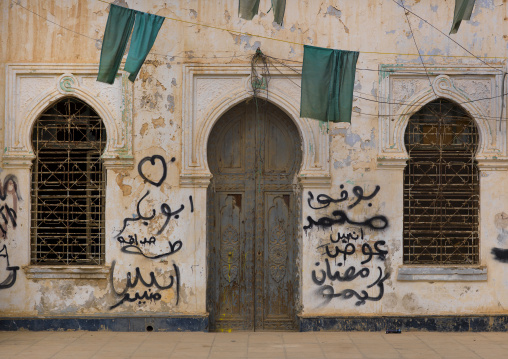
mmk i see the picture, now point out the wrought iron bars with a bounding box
[403,99,479,265]
[31,98,106,265]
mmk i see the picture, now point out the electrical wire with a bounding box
[10,0,507,122]
[266,55,508,109]
[11,1,507,71]
[93,0,508,60]
[266,59,507,121]
[390,0,505,75]
[400,1,437,97]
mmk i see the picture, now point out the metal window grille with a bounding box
[403,99,479,265]
[31,98,106,265]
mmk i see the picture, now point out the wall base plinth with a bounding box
[299,315,508,332]
[0,315,208,332]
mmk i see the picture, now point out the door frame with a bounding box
[180,64,333,330]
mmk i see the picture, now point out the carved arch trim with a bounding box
[181,64,330,187]
[4,64,133,169]
[378,65,507,170]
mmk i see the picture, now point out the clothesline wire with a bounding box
[92,0,508,61]
[14,1,98,40]
[401,1,437,97]
[11,0,507,121]
[265,57,507,121]
[266,55,508,108]
[11,1,507,74]
[391,0,505,75]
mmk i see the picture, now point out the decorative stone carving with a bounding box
[57,74,77,94]
[181,64,330,187]
[4,64,134,169]
[378,64,507,170]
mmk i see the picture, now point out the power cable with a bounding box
[266,55,508,109]
[10,0,507,122]
[390,0,506,75]
[93,0,508,60]
[400,1,437,97]
[266,59,507,121]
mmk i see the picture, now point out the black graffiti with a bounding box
[0,245,19,290]
[189,195,194,213]
[118,234,157,246]
[492,247,508,263]
[348,185,380,209]
[117,191,155,236]
[0,175,21,202]
[330,229,364,243]
[0,175,20,239]
[157,202,185,235]
[118,234,182,259]
[307,185,380,210]
[0,204,17,238]
[138,155,174,187]
[303,210,388,231]
[325,243,356,261]
[317,267,390,306]
[109,260,180,310]
[312,258,370,285]
[308,189,348,210]
[116,191,187,237]
[361,241,388,264]
[323,239,387,264]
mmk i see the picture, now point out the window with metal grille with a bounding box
[403,98,479,265]
[31,97,106,265]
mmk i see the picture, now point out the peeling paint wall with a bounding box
[1,0,508,325]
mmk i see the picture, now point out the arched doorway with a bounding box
[206,99,302,331]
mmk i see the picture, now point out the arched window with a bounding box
[31,98,107,265]
[404,99,479,264]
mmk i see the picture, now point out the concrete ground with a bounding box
[1,330,507,359]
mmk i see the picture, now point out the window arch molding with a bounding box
[4,65,133,170]
[378,70,507,170]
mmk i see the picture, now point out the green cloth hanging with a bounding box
[239,0,260,21]
[124,12,165,82]
[97,4,136,84]
[449,0,476,34]
[239,0,285,25]
[300,45,359,124]
[272,0,286,25]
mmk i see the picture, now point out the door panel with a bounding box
[261,192,295,330]
[207,100,301,331]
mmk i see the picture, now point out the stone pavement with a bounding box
[1,330,508,359]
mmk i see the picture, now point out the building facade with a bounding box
[1,0,508,331]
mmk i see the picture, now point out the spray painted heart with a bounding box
[138,155,174,187]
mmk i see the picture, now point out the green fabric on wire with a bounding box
[124,12,165,82]
[239,0,285,25]
[272,0,286,25]
[300,45,359,124]
[239,0,260,20]
[97,4,135,84]
[449,0,476,34]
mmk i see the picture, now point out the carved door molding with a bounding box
[181,64,330,188]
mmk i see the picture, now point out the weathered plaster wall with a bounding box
[0,0,508,322]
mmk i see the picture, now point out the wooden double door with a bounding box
[207,100,302,331]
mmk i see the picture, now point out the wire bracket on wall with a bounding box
[250,48,272,98]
